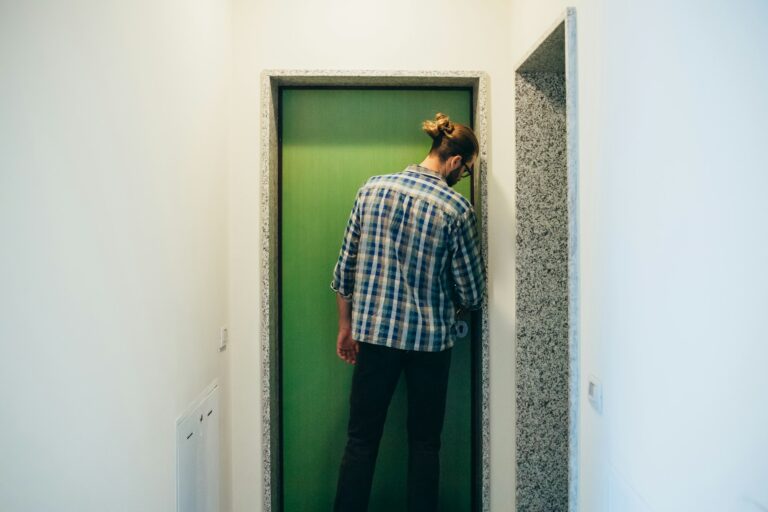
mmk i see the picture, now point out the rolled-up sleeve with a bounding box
[449,208,486,310]
[330,192,362,302]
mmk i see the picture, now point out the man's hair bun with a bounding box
[421,111,479,165]
[422,112,455,140]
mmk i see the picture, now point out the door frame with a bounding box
[259,70,490,512]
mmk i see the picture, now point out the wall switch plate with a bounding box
[588,375,603,414]
[218,327,228,352]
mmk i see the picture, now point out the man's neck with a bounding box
[419,155,447,178]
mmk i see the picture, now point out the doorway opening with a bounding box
[514,8,579,512]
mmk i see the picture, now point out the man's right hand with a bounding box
[336,327,359,365]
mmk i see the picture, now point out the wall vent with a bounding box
[176,381,220,512]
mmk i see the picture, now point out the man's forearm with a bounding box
[336,293,353,331]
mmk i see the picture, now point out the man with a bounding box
[330,113,485,511]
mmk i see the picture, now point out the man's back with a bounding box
[331,163,485,352]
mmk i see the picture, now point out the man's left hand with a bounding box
[336,328,359,365]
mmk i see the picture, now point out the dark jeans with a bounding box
[334,341,453,512]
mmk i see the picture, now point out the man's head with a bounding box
[422,112,479,186]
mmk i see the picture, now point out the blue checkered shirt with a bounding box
[330,164,485,352]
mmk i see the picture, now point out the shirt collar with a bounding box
[406,164,446,182]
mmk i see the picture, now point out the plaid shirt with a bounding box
[330,164,485,352]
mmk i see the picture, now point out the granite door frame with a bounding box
[259,70,490,512]
[514,8,580,512]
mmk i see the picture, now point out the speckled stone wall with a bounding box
[515,70,569,511]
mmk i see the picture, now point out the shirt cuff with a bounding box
[330,281,353,302]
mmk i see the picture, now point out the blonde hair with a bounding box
[422,112,479,164]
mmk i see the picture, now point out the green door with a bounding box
[280,88,475,511]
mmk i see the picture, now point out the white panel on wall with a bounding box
[178,414,201,512]
[201,390,220,512]
[177,381,220,512]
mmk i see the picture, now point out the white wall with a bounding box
[228,0,518,509]
[0,2,232,510]
[509,1,768,511]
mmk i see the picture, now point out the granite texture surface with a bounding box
[259,70,491,512]
[515,70,569,512]
[518,21,566,74]
[564,10,581,512]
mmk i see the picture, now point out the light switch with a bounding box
[218,327,228,352]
